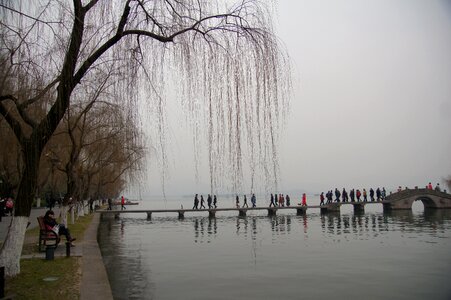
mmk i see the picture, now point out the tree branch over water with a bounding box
[0,0,290,276]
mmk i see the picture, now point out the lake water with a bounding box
[98,196,451,300]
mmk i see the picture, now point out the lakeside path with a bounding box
[0,208,113,299]
[80,212,113,299]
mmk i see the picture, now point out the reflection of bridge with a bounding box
[99,189,451,219]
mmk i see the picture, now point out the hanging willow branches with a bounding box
[0,0,290,276]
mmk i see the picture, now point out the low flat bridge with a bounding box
[95,201,378,219]
[100,206,314,219]
[99,189,451,219]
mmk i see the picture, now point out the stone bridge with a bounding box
[383,188,451,210]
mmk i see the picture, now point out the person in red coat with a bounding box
[121,195,126,210]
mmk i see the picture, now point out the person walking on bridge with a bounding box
[251,193,257,208]
[356,189,361,202]
[363,189,368,202]
[200,195,206,209]
[376,188,381,201]
[280,194,285,207]
[370,188,375,202]
[350,189,355,202]
[326,191,333,204]
[193,194,199,209]
[269,194,276,207]
[285,194,290,207]
[320,192,325,205]
[236,195,240,208]
[301,193,307,206]
[207,194,213,209]
[342,188,348,202]
[213,195,218,208]
[334,188,341,202]
[243,195,249,208]
[121,195,126,210]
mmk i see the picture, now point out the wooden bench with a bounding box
[37,216,60,252]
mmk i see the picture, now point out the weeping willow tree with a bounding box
[0,0,290,276]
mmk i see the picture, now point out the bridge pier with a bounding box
[238,209,247,217]
[178,211,184,219]
[208,210,216,218]
[296,207,307,215]
[147,212,152,220]
[267,208,277,216]
[352,203,365,213]
[321,203,341,214]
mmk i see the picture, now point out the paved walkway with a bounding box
[80,212,113,299]
[0,207,113,299]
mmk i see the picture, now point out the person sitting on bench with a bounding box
[44,210,76,246]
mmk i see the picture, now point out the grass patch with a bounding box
[6,257,81,300]
[67,213,94,243]
[6,212,95,299]
[21,213,94,254]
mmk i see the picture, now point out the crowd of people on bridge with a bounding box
[193,194,219,209]
[192,193,311,210]
[268,193,309,207]
[192,182,447,211]
[319,187,387,205]
[192,188,386,210]
[192,193,308,210]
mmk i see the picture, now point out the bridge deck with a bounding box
[99,189,451,217]
[99,201,386,216]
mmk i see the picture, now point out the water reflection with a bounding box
[98,216,153,300]
[269,215,292,235]
[194,217,217,243]
[192,215,299,242]
[99,210,451,300]
[189,209,451,243]
[319,209,451,238]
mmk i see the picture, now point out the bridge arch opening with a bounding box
[411,199,425,212]
[413,196,438,210]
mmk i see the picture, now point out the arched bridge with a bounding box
[383,188,451,210]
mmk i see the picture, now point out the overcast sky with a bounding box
[134,0,451,197]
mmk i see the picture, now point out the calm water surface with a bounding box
[98,198,451,300]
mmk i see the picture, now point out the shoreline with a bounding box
[80,212,113,299]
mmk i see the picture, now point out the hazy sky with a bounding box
[134,0,451,197]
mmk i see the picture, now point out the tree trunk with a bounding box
[60,205,68,227]
[0,217,29,276]
[78,202,85,217]
[0,141,40,276]
[70,206,75,225]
